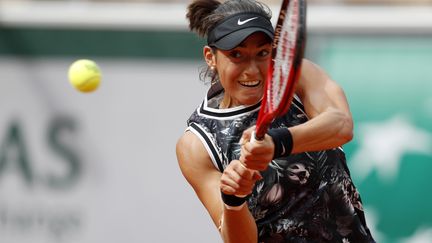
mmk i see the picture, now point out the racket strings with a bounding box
[268,0,299,112]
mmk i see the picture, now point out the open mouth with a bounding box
[239,80,261,87]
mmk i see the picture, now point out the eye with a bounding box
[258,49,270,57]
[229,50,242,59]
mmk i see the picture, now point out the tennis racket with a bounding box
[235,0,306,198]
[253,0,307,141]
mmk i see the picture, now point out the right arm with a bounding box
[176,131,259,243]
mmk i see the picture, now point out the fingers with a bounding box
[252,170,263,181]
[239,126,256,145]
[239,134,274,171]
[239,154,269,171]
[244,134,273,154]
[220,160,262,196]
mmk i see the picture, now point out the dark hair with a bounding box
[186,0,272,84]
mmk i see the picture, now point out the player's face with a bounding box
[215,32,272,107]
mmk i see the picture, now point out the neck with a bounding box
[220,96,232,109]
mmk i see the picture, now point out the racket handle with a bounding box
[250,131,258,143]
[251,130,265,142]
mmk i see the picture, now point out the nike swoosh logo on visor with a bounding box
[237,17,258,25]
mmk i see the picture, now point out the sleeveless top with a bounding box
[186,83,375,243]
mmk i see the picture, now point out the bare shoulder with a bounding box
[176,131,221,189]
[297,59,334,95]
[300,59,330,81]
[176,131,213,171]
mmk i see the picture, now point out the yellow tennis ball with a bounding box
[68,59,101,92]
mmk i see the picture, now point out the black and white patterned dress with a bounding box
[186,83,375,243]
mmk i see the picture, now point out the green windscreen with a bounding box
[319,37,432,243]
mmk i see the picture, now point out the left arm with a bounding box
[240,59,353,170]
[291,59,353,153]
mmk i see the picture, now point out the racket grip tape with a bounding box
[267,128,293,158]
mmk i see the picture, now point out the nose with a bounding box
[244,60,260,77]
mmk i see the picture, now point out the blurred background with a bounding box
[0,0,431,242]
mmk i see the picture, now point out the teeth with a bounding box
[239,80,260,87]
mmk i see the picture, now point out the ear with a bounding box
[203,46,216,68]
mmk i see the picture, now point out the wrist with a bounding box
[221,192,248,211]
[224,202,246,211]
[267,127,293,158]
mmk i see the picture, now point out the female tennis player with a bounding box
[176,0,375,242]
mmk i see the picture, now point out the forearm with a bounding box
[290,106,353,153]
[220,205,258,243]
